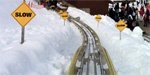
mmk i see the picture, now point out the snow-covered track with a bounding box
[52,2,116,75]
[67,16,116,75]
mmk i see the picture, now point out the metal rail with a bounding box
[72,17,101,75]
[76,18,117,75]
[143,34,150,42]
[67,16,117,75]
[67,17,88,75]
[35,1,117,75]
[53,1,116,74]
[72,17,104,75]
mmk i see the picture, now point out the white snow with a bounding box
[132,27,144,42]
[0,0,82,75]
[1,0,150,75]
[68,7,150,75]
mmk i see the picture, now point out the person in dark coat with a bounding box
[127,15,134,30]
[119,7,125,19]
[125,2,132,19]
[121,2,126,7]
[131,3,136,21]
[114,3,119,12]
[47,1,51,7]
[50,0,57,7]
[119,2,126,20]
[109,8,116,21]
[114,3,120,21]
[137,1,140,6]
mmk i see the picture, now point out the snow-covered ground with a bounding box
[0,0,82,75]
[68,7,150,75]
[1,0,150,75]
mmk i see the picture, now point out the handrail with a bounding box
[67,19,88,75]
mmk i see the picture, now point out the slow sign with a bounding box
[95,15,102,22]
[95,15,102,27]
[61,12,69,21]
[61,12,69,26]
[116,20,127,40]
[11,1,36,44]
[59,10,63,15]
[116,20,127,32]
[15,12,32,17]
[12,2,36,27]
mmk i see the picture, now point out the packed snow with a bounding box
[0,0,82,75]
[1,0,150,75]
[68,7,150,75]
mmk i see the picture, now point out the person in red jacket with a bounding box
[139,6,145,20]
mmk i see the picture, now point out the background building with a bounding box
[66,0,109,15]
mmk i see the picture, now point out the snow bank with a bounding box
[0,0,81,75]
[68,7,150,75]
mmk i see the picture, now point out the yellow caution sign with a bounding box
[58,10,64,15]
[95,15,102,22]
[12,1,36,44]
[116,20,127,32]
[61,12,69,21]
[11,2,36,27]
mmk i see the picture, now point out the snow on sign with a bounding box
[11,2,36,27]
[116,20,127,32]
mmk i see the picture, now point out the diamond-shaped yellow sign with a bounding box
[61,12,69,21]
[95,15,102,22]
[12,2,36,27]
[116,20,127,32]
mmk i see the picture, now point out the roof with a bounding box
[110,0,136,3]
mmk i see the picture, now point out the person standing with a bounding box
[119,2,126,20]
[144,9,149,27]
[131,3,136,21]
[114,3,120,22]
[127,14,134,30]
[139,6,145,21]
[109,7,116,21]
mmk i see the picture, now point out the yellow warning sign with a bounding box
[61,12,69,20]
[116,20,127,32]
[11,2,36,27]
[95,15,102,22]
[59,10,64,15]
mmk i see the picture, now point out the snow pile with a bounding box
[68,7,150,75]
[0,0,81,75]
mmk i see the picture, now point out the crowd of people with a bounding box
[38,0,58,9]
[37,1,150,31]
[108,1,150,31]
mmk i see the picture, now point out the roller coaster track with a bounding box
[35,0,116,75]
[49,1,116,74]
[143,34,150,42]
[67,16,117,75]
